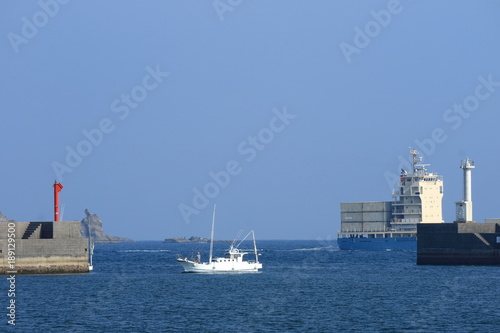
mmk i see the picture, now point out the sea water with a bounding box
[3,240,499,332]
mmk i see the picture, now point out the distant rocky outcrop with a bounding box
[80,209,133,243]
[0,212,13,222]
[164,236,210,243]
[164,236,231,243]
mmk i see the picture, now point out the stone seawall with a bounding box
[0,221,90,274]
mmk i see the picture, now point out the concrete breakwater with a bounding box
[417,222,500,265]
[0,221,89,274]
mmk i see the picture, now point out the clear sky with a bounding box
[1,1,499,240]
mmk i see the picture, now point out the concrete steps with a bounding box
[474,232,491,247]
[22,222,42,239]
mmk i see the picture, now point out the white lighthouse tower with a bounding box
[455,158,475,223]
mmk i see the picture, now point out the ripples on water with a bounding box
[3,240,500,332]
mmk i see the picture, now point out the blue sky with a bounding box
[1,0,499,240]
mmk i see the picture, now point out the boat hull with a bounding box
[178,259,262,273]
[337,237,416,251]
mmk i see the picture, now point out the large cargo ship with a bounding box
[337,149,444,251]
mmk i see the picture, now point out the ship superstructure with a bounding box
[337,149,444,250]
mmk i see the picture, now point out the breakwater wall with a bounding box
[0,221,89,274]
[417,222,500,265]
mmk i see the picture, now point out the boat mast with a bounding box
[252,230,259,264]
[209,205,216,264]
[87,220,94,269]
[410,148,420,174]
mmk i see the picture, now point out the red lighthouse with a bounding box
[54,181,64,221]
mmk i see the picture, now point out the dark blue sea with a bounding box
[3,240,500,332]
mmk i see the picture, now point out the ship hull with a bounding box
[337,237,416,251]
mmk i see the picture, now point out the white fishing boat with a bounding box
[177,206,262,273]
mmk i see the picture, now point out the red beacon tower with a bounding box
[53,181,64,221]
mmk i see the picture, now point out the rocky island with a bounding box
[164,236,210,243]
[164,236,230,243]
[80,209,133,243]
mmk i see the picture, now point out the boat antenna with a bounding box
[235,229,260,263]
[236,230,252,248]
[209,204,216,264]
[231,229,243,248]
[409,148,419,174]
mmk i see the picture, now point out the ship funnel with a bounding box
[54,181,64,221]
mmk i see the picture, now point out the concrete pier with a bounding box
[0,221,90,274]
[417,222,500,265]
